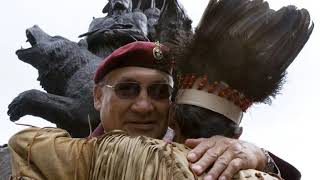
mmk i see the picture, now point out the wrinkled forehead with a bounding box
[103,66,174,86]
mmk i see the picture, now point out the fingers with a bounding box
[191,146,227,175]
[202,147,236,179]
[204,142,249,180]
[186,138,215,163]
[186,136,266,180]
[185,138,204,148]
[186,136,263,180]
[218,158,246,180]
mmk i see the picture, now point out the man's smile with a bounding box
[125,121,157,131]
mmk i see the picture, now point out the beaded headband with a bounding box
[176,75,253,124]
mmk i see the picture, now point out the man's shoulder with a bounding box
[10,127,70,138]
[8,127,71,149]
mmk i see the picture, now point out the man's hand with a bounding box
[185,136,267,180]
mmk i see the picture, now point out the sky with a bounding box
[0,0,319,179]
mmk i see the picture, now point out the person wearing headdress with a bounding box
[168,0,313,179]
[8,0,312,179]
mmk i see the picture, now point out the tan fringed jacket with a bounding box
[8,127,280,180]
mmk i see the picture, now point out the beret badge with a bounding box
[153,41,164,61]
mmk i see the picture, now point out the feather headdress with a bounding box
[172,0,313,124]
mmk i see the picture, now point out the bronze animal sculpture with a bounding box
[8,25,102,137]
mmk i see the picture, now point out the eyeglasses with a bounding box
[103,82,173,100]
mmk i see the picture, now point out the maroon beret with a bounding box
[94,41,173,83]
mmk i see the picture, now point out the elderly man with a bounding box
[9,41,298,180]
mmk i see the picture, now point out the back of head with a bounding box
[172,104,239,139]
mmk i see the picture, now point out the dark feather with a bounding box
[171,0,313,103]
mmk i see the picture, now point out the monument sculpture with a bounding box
[1,0,313,179]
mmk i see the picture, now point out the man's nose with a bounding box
[131,89,154,114]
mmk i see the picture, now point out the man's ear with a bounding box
[93,84,102,111]
[233,126,243,139]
